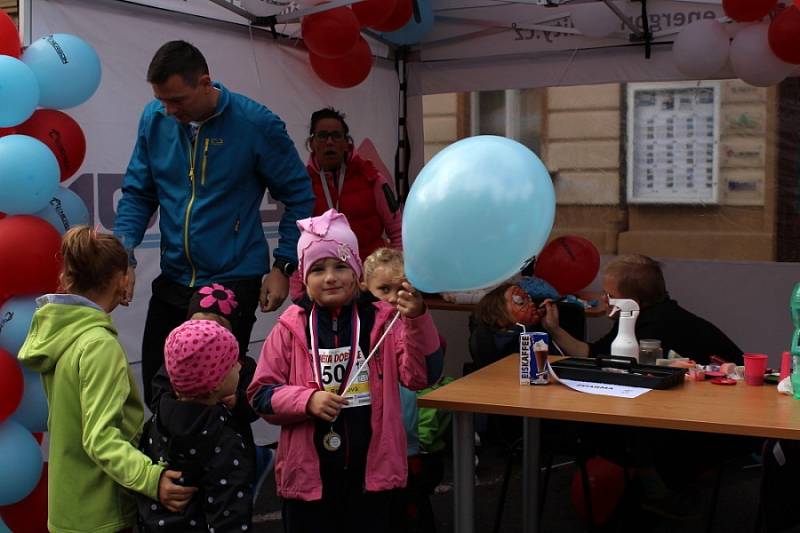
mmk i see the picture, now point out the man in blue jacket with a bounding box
[115,40,315,405]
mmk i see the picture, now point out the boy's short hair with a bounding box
[363,247,404,282]
[147,40,209,86]
[604,254,667,308]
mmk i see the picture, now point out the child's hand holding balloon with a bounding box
[396,281,424,319]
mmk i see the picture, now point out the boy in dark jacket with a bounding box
[138,320,255,532]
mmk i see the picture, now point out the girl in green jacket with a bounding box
[18,226,196,533]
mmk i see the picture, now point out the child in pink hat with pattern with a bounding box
[137,320,256,532]
[248,209,442,533]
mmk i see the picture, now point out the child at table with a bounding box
[248,209,441,533]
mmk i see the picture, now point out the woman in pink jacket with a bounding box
[248,209,440,533]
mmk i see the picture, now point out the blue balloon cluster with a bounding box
[22,33,102,109]
[0,296,38,355]
[0,56,39,128]
[403,135,556,293]
[33,186,91,235]
[0,420,43,505]
[12,368,49,433]
[0,135,60,215]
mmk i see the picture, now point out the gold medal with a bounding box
[323,430,342,452]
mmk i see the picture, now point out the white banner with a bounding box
[32,0,400,441]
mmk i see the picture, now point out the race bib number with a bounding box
[318,345,371,408]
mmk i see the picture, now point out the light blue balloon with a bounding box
[0,135,60,214]
[33,186,90,235]
[0,56,40,128]
[22,33,101,109]
[381,0,434,45]
[403,135,555,293]
[0,295,39,355]
[0,419,43,505]
[11,368,49,433]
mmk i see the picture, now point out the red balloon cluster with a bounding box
[16,110,87,181]
[722,0,777,21]
[0,10,20,58]
[534,235,600,296]
[0,215,63,296]
[768,5,800,64]
[301,0,411,88]
[570,457,626,525]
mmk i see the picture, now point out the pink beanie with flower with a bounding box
[164,320,239,397]
[297,208,362,282]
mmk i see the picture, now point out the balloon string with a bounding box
[342,310,401,393]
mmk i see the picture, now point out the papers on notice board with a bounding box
[559,379,652,399]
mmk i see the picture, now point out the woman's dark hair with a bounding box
[147,40,209,86]
[309,107,349,136]
[61,226,128,295]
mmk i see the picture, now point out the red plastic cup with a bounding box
[780,351,792,381]
[743,353,768,386]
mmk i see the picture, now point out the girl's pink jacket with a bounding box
[247,301,440,501]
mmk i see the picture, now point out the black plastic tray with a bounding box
[550,356,687,390]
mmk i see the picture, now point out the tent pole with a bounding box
[395,47,410,202]
[19,0,31,46]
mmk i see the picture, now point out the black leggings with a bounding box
[282,465,402,533]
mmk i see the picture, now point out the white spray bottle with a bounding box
[608,298,640,361]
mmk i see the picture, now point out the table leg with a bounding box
[453,411,475,533]
[522,417,541,533]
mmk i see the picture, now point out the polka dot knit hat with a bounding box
[164,319,239,397]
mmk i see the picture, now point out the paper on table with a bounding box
[559,379,652,398]
[546,361,652,398]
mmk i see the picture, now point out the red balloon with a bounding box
[723,0,778,21]
[32,432,44,445]
[15,110,87,181]
[371,0,412,31]
[310,37,373,88]
[0,10,21,58]
[0,350,23,422]
[353,0,397,28]
[301,4,360,59]
[0,463,48,533]
[0,216,63,296]
[534,235,600,296]
[769,6,800,64]
[0,127,15,138]
[570,457,625,525]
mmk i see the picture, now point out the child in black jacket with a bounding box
[138,320,255,532]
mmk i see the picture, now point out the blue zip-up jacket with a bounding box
[114,82,315,287]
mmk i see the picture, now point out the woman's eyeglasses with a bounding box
[313,131,345,141]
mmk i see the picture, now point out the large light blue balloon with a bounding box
[0,135,60,214]
[22,33,101,109]
[403,135,555,293]
[33,186,90,235]
[381,0,435,45]
[0,419,43,505]
[0,56,40,128]
[11,368,49,433]
[0,295,39,355]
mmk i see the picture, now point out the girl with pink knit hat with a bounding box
[248,209,441,533]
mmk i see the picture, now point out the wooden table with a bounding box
[418,355,800,533]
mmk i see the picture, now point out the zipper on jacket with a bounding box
[344,417,350,470]
[201,138,210,186]
[184,127,201,287]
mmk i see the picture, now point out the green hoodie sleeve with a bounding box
[79,337,164,500]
